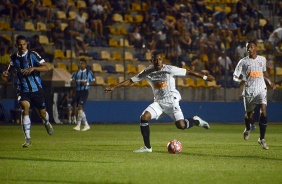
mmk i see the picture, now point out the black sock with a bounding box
[244,117,252,131]
[140,125,151,149]
[259,115,267,140]
[186,118,199,128]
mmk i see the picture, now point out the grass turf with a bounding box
[0,123,282,184]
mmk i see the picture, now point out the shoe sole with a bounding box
[45,123,54,135]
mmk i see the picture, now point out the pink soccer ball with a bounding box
[167,140,182,154]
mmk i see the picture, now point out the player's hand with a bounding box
[2,71,9,77]
[21,68,34,75]
[105,86,115,93]
[270,83,276,90]
[206,75,215,82]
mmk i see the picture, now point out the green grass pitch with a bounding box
[0,123,282,184]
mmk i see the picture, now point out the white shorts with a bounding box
[244,90,267,113]
[142,98,184,122]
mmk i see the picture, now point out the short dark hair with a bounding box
[16,35,27,43]
[247,40,257,46]
[80,58,87,63]
[151,50,161,57]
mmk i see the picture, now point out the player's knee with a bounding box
[78,109,84,117]
[175,120,185,130]
[140,111,151,123]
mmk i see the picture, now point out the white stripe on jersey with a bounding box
[234,55,266,96]
[131,64,186,104]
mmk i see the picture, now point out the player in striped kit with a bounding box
[233,40,276,150]
[2,35,54,148]
[105,51,214,152]
[72,58,95,131]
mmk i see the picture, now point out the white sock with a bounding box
[42,111,49,124]
[22,115,31,140]
[82,111,89,126]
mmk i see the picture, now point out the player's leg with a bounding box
[33,92,54,135]
[133,102,162,153]
[242,96,256,140]
[258,103,269,149]
[79,91,90,131]
[170,100,209,130]
[19,100,32,148]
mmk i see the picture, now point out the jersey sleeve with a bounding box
[170,66,186,76]
[131,67,152,82]
[31,51,45,65]
[233,59,243,78]
[88,71,95,82]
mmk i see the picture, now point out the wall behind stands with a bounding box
[2,100,282,123]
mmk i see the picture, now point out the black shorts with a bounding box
[74,90,89,106]
[18,91,46,110]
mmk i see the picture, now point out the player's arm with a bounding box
[186,69,214,82]
[238,80,245,97]
[105,79,134,93]
[21,62,49,75]
[263,71,276,89]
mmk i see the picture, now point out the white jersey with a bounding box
[233,55,266,96]
[131,64,186,104]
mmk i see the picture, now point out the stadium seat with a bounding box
[117,26,128,35]
[107,76,118,86]
[65,50,77,59]
[95,76,107,86]
[125,51,136,61]
[119,38,134,48]
[108,38,119,47]
[177,78,187,87]
[60,23,68,31]
[92,63,105,73]
[124,14,134,23]
[113,13,124,22]
[0,21,13,30]
[42,0,55,7]
[207,81,221,88]
[131,3,142,12]
[185,78,196,87]
[126,64,138,74]
[112,51,123,61]
[137,64,146,73]
[24,21,35,31]
[54,49,66,59]
[115,64,124,73]
[77,0,87,8]
[37,22,47,31]
[259,19,267,27]
[69,63,78,72]
[1,34,12,43]
[101,51,112,60]
[140,80,150,87]
[196,78,207,88]
[57,62,68,71]
[106,25,118,35]
[68,11,78,20]
[135,14,143,23]
[39,35,53,45]
[57,11,67,19]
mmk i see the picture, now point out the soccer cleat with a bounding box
[133,146,152,153]
[250,124,256,131]
[44,122,54,135]
[243,129,250,140]
[81,125,90,131]
[73,125,80,131]
[258,138,269,150]
[193,116,210,129]
[22,139,31,148]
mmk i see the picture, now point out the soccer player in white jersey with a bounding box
[233,40,276,150]
[105,51,215,153]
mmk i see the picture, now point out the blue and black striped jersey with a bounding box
[71,69,95,91]
[10,50,45,92]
